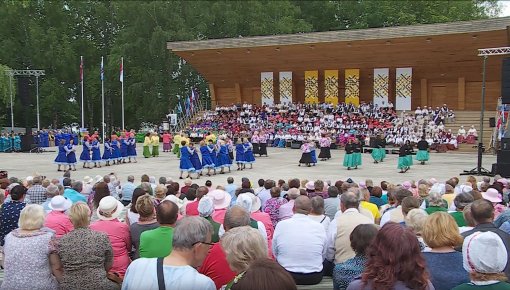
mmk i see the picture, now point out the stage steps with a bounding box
[443,111,495,153]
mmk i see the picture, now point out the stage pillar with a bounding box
[420,79,427,108]
[458,77,465,110]
[209,83,217,109]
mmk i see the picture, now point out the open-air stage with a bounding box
[3,147,497,184]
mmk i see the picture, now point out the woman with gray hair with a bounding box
[1,204,62,290]
[449,192,474,227]
[122,216,216,290]
[198,196,221,242]
[425,191,448,215]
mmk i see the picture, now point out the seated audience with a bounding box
[273,196,326,285]
[422,212,468,290]
[333,224,378,290]
[198,196,221,243]
[229,258,297,290]
[63,181,86,204]
[0,185,27,246]
[450,192,474,227]
[44,195,74,238]
[2,204,62,289]
[264,186,287,227]
[41,183,60,213]
[58,202,118,290]
[186,186,207,216]
[139,200,179,258]
[130,194,159,259]
[324,186,340,220]
[425,191,448,215]
[308,196,331,231]
[121,216,216,290]
[208,189,231,224]
[405,208,429,249]
[380,188,412,226]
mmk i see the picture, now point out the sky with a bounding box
[500,0,510,16]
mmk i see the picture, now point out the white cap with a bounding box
[463,231,507,274]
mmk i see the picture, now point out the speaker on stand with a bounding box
[493,58,510,177]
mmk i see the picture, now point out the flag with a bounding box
[185,96,190,114]
[100,57,104,81]
[80,56,83,81]
[120,57,124,83]
[177,101,183,114]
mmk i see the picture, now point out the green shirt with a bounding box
[453,282,510,290]
[139,226,174,258]
[425,206,448,215]
[450,211,466,227]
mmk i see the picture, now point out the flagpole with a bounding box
[101,56,105,145]
[81,56,84,129]
[121,57,125,131]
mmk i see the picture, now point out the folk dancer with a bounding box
[318,134,331,161]
[127,133,137,163]
[102,138,113,166]
[235,139,246,171]
[179,140,195,179]
[217,140,232,174]
[343,139,355,170]
[405,140,414,168]
[298,140,313,167]
[189,143,202,178]
[398,142,410,173]
[258,131,268,157]
[352,138,363,169]
[371,135,385,164]
[227,138,235,161]
[151,132,160,157]
[90,137,102,168]
[162,131,172,152]
[309,140,317,166]
[416,136,430,165]
[173,132,182,157]
[111,135,122,165]
[243,138,255,169]
[251,132,260,156]
[143,133,151,158]
[200,140,216,176]
[65,139,77,171]
[120,133,129,163]
[54,139,68,171]
[79,136,92,169]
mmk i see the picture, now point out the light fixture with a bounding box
[216,51,222,54]
[275,47,280,51]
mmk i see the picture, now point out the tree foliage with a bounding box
[0,0,501,130]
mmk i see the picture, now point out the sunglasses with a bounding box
[192,241,215,247]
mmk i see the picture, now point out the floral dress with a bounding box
[263,197,288,227]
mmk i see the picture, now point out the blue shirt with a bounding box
[0,201,26,246]
[121,182,136,201]
[422,251,468,290]
[224,184,238,206]
[63,188,87,204]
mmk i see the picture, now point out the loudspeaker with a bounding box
[489,117,496,128]
[503,58,510,98]
[17,77,31,106]
[21,133,33,152]
[501,138,510,151]
[493,163,510,178]
[498,150,510,163]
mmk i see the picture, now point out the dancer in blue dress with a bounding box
[111,136,121,165]
[65,139,77,171]
[235,139,246,171]
[200,140,216,176]
[179,141,195,179]
[208,140,219,174]
[54,139,68,171]
[243,138,255,169]
[189,144,202,178]
[102,138,113,166]
[127,133,138,163]
[120,134,129,163]
[217,140,232,174]
[91,137,102,168]
[309,140,318,166]
[79,136,92,169]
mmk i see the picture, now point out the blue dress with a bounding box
[120,138,129,158]
[54,145,68,164]
[13,136,21,151]
[310,146,317,164]
[243,142,255,163]
[217,145,232,168]
[102,141,112,161]
[65,144,77,165]
[200,145,215,168]
[208,145,219,169]
[111,140,121,160]
[91,141,101,161]
[72,134,79,145]
[235,144,246,163]
[179,146,195,172]
[79,141,91,162]
[127,137,137,157]
[62,133,71,145]
[190,148,203,173]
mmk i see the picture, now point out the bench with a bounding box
[297,276,333,290]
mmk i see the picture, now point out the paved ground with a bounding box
[0,146,497,185]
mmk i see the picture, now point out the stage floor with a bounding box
[0,146,497,185]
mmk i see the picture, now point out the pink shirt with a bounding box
[162,133,171,144]
[251,211,275,259]
[278,200,295,221]
[212,208,227,224]
[44,211,74,238]
[90,219,131,276]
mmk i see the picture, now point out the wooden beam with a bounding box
[209,83,217,109]
[421,79,428,107]
[458,77,465,110]
[235,83,242,103]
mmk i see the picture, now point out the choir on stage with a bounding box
[0,133,21,152]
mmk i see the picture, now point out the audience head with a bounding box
[371,186,382,198]
[227,177,234,184]
[136,194,156,221]
[314,180,324,192]
[310,196,325,215]
[328,186,339,198]
[350,224,379,256]
[198,196,215,217]
[257,179,265,188]
[172,216,213,267]
[155,184,168,200]
[10,185,27,201]
[196,186,208,200]
[405,209,428,235]
[470,199,494,224]
[270,187,281,198]
[395,188,412,205]
[156,200,179,225]
[222,226,268,273]
[422,212,463,249]
[224,206,251,231]
[18,204,45,230]
[340,191,359,211]
[288,178,300,189]
[454,192,474,211]
[45,184,59,198]
[463,231,508,282]
[230,258,297,290]
[463,203,476,227]
[68,202,91,229]
[427,191,443,207]
[401,196,420,216]
[293,196,311,215]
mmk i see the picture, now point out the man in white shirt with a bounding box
[273,196,326,285]
[326,192,374,265]
[379,188,412,226]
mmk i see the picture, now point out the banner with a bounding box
[279,72,293,105]
[324,70,339,105]
[396,67,412,110]
[304,70,319,104]
[373,68,389,107]
[261,72,274,106]
[345,69,360,106]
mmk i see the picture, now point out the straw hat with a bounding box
[97,196,125,221]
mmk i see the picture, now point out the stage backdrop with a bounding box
[304,70,319,104]
[373,68,389,107]
[279,71,293,105]
[324,70,339,105]
[345,69,360,106]
[396,67,412,110]
[261,72,274,105]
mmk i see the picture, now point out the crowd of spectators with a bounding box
[0,170,509,289]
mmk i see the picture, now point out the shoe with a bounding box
[347,167,351,170]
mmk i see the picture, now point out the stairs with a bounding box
[443,111,496,153]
